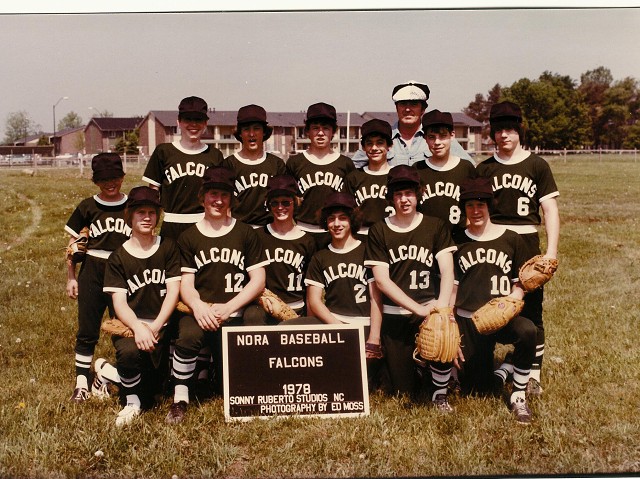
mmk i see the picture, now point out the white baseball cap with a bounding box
[391,81,430,102]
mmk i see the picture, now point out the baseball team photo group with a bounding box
[1,82,638,478]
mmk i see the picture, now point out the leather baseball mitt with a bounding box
[518,255,558,292]
[472,296,525,335]
[65,227,89,263]
[415,307,460,363]
[101,318,134,338]
[258,289,299,321]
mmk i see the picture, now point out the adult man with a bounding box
[365,165,457,410]
[352,81,473,168]
[285,102,355,247]
[167,166,268,424]
[142,96,224,240]
[476,101,560,395]
[222,104,286,227]
[415,109,477,234]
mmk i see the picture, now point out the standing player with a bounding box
[254,175,316,319]
[302,193,383,360]
[365,165,457,410]
[452,177,537,424]
[166,166,268,424]
[415,110,477,235]
[345,119,395,235]
[352,81,473,168]
[142,96,223,239]
[222,104,286,228]
[285,102,355,248]
[476,101,560,395]
[103,186,181,426]
[65,153,131,402]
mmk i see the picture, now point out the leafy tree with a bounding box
[3,111,36,145]
[89,109,114,118]
[623,123,640,149]
[115,130,139,154]
[57,111,83,131]
[37,135,50,146]
[579,67,613,147]
[463,83,501,139]
[599,77,639,148]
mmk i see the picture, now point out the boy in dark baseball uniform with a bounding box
[365,165,457,411]
[415,110,477,235]
[452,177,536,424]
[142,96,223,240]
[103,186,181,426]
[222,104,286,228]
[255,175,316,319]
[345,119,395,235]
[166,166,268,424]
[65,153,131,402]
[285,102,355,248]
[476,101,560,395]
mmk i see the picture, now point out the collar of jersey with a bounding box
[494,149,531,165]
[424,156,460,172]
[93,194,128,206]
[328,239,361,254]
[363,163,391,175]
[122,235,161,258]
[233,152,267,165]
[172,140,208,155]
[267,223,305,240]
[384,212,423,233]
[195,218,236,237]
[303,150,340,165]
[464,224,507,242]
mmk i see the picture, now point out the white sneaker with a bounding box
[115,403,141,427]
[95,358,121,384]
[91,375,110,400]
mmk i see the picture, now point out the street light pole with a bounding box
[52,96,69,156]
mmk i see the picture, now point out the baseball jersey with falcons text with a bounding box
[221,152,286,226]
[476,152,559,227]
[256,224,316,308]
[305,241,372,320]
[285,151,355,230]
[178,219,269,308]
[452,227,529,313]
[142,142,223,219]
[65,195,131,254]
[345,165,394,229]
[103,236,181,319]
[365,213,456,314]
[415,156,477,228]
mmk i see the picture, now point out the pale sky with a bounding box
[1,5,639,137]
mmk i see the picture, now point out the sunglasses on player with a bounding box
[269,200,293,208]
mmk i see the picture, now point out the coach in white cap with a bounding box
[353,81,473,168]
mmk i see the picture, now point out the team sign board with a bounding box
[222,324,369,422]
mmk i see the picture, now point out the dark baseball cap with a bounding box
[321,191,357,214]
[235,104,273,141]
[178,96,209,121]
[361,119,392,143]
[306,102,337,123]
[489,101,522,123]
[386,165,421,197]
[422,109,454,130]
[127,186,161,209]
[391,81,430,102]
[202,166,236,193]
[91,153,124,182]
[459,177,494,202]
[266,174,300,199]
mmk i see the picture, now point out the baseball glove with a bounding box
[472,296,525,335]
[101,318,134,338]
[65,227,89,263]
[518,255,558,292]
[415,307,460,363]
[258,289,299,321]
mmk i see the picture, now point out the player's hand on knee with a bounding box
[66,279,78,299]
[134,323,157,352]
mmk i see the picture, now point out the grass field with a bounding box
[0,158,639,478]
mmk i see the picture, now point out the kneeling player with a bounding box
[103,186,181,426]
[168,166,268,424]
[452,178,537,424]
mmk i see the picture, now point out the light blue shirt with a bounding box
[352,121,473,168]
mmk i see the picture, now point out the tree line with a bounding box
[464,66,640,150]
